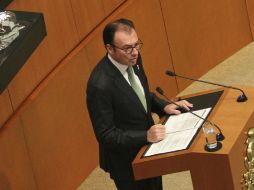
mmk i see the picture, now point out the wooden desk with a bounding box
[133,87,254,190]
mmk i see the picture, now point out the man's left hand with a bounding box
[164,100,193,115]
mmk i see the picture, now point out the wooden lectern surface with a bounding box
[132,86,254,190]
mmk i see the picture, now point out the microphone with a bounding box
[166,70,247,102]
[156,86,225,141]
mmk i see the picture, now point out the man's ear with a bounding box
[106,44,114,54]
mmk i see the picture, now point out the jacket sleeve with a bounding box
[150,92,169,117]
[87,85,148,149]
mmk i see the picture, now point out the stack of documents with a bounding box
[144,108,212,157]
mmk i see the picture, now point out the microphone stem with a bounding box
[176,74,245,95]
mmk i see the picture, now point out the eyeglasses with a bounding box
[110,40,143,54]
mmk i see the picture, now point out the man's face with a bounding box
[107,29,139,66]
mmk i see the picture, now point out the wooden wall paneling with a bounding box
[160,0,253,91]
[85,0,178,98]
[0,91,13,127]
[246,0,254,38]
[102,0,126,16]
[0,118,37,190]
[19,48,98,190]
[70,0,105,40]
[7,0,79,109]
[70,0,125,40]
[82,29,107,71]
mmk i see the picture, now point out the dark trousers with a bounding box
[114,176,162,190]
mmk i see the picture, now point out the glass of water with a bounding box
[202,123,218,150]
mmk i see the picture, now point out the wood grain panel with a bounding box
[102,0,126,15]
[70,0,105,40]
[7,0,79,109]
[70,0,125,40]
[0,90,13,127]
[246,0,254,38]
[0,118,37,190]
[19,48,98,190]
[85,0,178,98]
[160,0,253,91]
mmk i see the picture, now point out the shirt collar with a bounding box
[108,54,128,75]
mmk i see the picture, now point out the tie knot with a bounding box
[127,66,132,73]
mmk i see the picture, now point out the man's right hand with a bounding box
[147,124,166,143]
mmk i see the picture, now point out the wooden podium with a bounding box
[132,86,254,190]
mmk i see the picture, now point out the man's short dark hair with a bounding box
[103,18,135,46]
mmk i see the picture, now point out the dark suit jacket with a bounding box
[86,54,168,180]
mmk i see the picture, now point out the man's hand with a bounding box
[164,100,193,115]
[147,124,166,143]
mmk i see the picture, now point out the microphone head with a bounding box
[166,70,177,77]
[156,87,164,95]
[237,94,248,102]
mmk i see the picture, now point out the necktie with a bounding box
[127,66,147,112]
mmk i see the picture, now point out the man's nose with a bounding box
[131,47,139,55]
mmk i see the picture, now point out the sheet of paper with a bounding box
[144,107,212,157]
[165,108,211,133]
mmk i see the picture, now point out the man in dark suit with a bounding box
[86,18,192,190]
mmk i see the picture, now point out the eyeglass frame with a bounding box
[109,39,143,54]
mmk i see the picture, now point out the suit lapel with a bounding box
[114,77,147,114]
[105,56,147,114]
